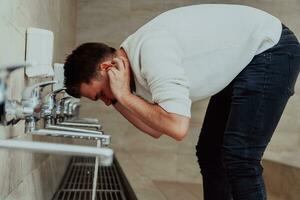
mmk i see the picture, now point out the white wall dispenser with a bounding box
[25,27,54,77]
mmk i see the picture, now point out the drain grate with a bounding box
[71,157,96,164]
[52,156,128,200]
[54,191,125,200]
[61,165,122,190]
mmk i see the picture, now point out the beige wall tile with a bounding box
[0,18,13,67]
[0,126,12,139]
[0,0,12,22]
[263,159,300,200]
[180,182,203,199]
[5,172,36,200]
[115,150,168,200]
[8,150,23,192]
[130,151,178,181]
[122,128,179,153]
[37,159,57,199]
[153,180,201,200]
[176,154,202,183]
[48,155,71,191]
[0,149,11,199]
[190,100,209,124]
[130,0,166,12]
[133,176,168,200]
[4,154,70,200]
[164,0,186,9]
[76,0,130,47]
[178,126,200,155]
[129,10,165,33]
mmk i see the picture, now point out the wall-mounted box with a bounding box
[25,27,54,77]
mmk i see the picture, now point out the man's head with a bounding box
[64,42,117,105]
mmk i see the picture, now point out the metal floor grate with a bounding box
[52,156,128,200]
[54,191,125,200]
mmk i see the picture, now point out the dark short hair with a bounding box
[64,42,116,98]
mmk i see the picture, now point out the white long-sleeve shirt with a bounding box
[120,4,282,118]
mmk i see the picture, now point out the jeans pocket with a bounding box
[233,53,269,94]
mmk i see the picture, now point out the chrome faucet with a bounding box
[4,80,57,127]
[41,88,102,129]
[34,88,109,144]
[58,120,102,130]
[21,81,58,132]
[0,63,32,125]
[30,128,110,144]
[55,96,72,122]
[41,87,66,125]
[53,95,102,130]
[54,95,99,124]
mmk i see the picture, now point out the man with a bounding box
[64,4,300,200]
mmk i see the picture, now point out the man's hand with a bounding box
[107,57,131,101]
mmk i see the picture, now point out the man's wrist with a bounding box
[118,93,133,106]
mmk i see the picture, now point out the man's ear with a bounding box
[100,62,113,71]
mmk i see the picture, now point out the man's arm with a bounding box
[118,94,190,141]
[113,102,163,138]
[108,56,190,141]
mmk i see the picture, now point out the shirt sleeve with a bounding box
[140,31,192,118]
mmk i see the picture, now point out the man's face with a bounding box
[79,61,115,106]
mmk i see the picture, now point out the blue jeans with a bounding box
[196,24,300,200]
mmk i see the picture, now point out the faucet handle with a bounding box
[22,80,58,100]
[53,87,66,95]
[42,87,67,120]
[49,87,66,99]
[59,96,73,105]
[0,62,32,79]
[55,96,73,119]
[0,62,31,72]
[0,63,30,125]
[21,81,58,113]
[68,101,81,117]
[0,62,30,102]
[60,96,72,101]
[43,87,66,106]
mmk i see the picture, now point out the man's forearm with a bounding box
[118,94,190,140]
[113,102,163,138]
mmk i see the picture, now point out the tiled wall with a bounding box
[0,0,77,199]
[77,0,300,184]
